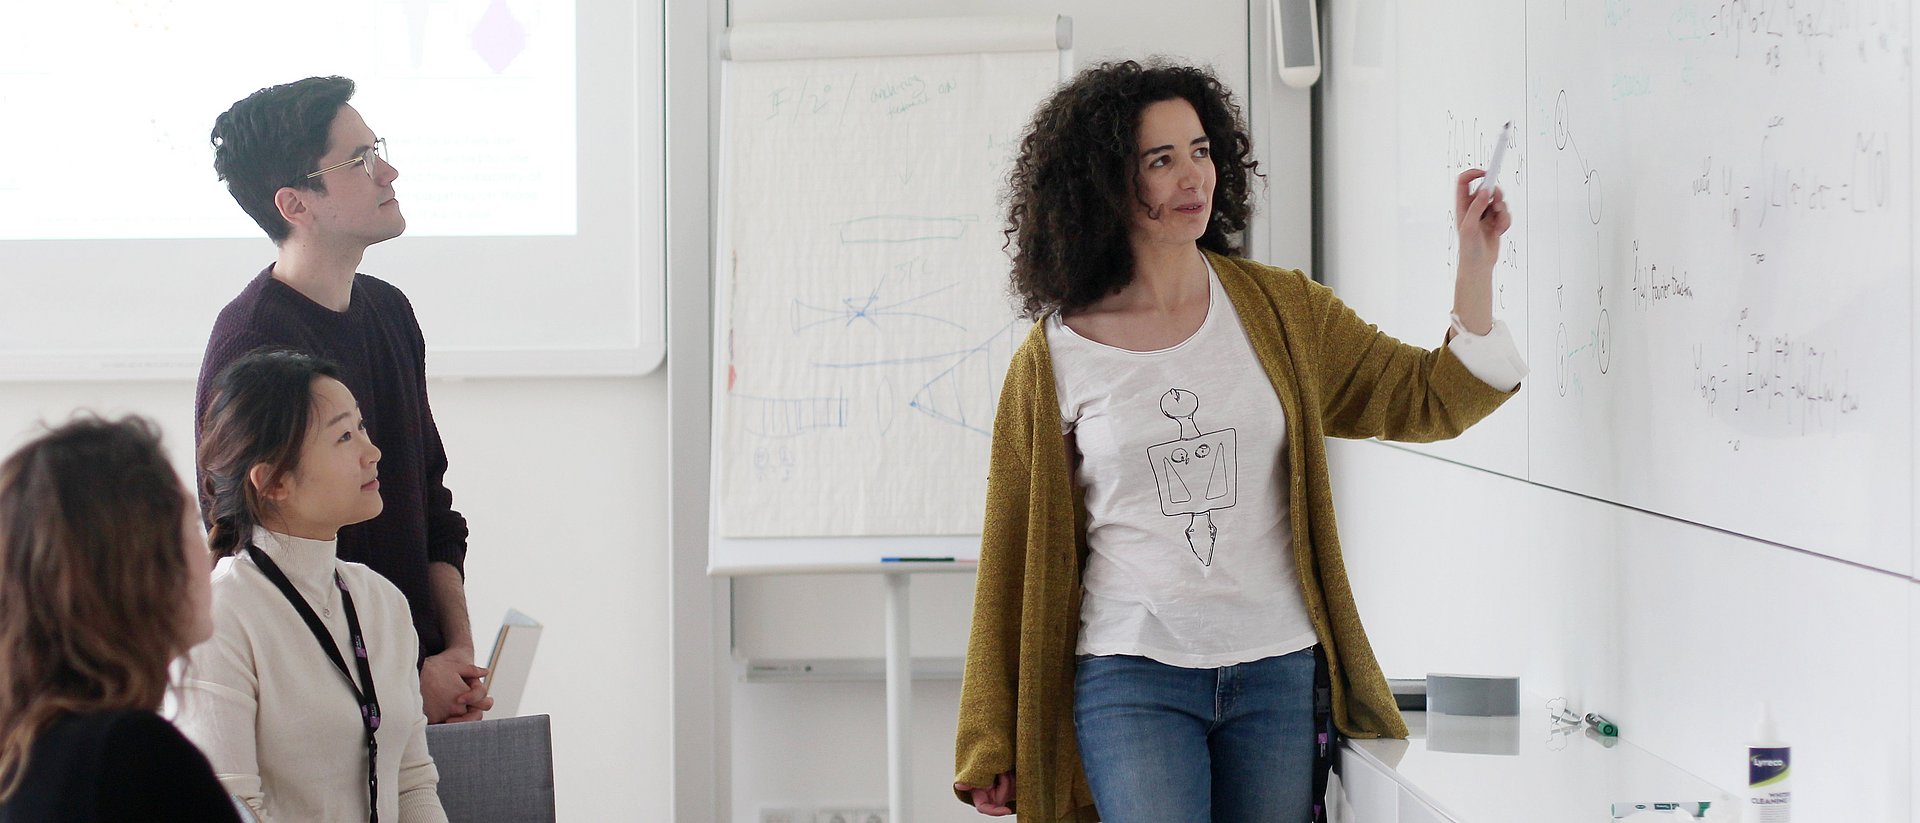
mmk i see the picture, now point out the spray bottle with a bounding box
[1746,702,1791,822]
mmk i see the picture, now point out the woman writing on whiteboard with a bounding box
[175,349,448,823]
[953,60,1526,822]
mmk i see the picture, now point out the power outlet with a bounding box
[760,807,808,823]
[815,809,886,823]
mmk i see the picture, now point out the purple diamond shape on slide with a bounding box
[471,0,528,74]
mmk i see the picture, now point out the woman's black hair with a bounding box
[196,348,343,557]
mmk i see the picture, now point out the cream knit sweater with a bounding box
[175,528,446,823]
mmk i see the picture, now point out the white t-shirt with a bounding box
[1048,264,1318,668]
[1048,260,1529,670]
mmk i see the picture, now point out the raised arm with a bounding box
[1451,166,1511,336]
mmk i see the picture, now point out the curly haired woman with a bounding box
[952,60,1527,822]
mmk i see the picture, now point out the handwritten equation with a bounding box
[1690,309,1862,440]
[1628,240,1697,310]
[1692,0,1907,75]
[1690,123,1894,229]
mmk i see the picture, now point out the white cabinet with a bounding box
[1338,746,1473,823]
[1338,746,1464,823]
[1396,791,1455,823]
[1337,708,1734,823]
[1336,748,1401,822]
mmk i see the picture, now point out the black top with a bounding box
[196,266,469,657]
[0,710,241,823]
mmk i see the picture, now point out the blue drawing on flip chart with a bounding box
[874,378,897,437]
[790,276,966,333]
[734,392,850,439]
[905,321,1026,437]
[806,321,1025,437]
[1145,389,1237,567]
[753,444,797,482]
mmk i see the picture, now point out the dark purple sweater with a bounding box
[195,266,467,658]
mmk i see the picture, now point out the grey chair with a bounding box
[426,714,557,823]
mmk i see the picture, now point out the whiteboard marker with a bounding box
[1610,801,1712,819]
[1475,121,1513,196]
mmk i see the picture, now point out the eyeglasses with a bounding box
[303,137,388,183]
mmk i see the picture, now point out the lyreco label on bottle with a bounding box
[1748,747,1790,787]
[1748,746,1791,822]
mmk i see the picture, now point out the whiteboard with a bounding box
[0,0,662,380]
[710,17,1068,572]
[1321,0,1912,575]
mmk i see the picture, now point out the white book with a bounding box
[483,608,543,718]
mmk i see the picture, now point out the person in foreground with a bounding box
[177,349,447,823]
[952,60,1528,822]
[0,416,241,822]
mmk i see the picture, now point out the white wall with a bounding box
[0,375,674,821]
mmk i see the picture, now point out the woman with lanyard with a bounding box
[952,61,1525,821]
[177,349,447,823]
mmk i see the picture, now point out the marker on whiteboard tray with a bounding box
[1474,121,1513,197]
[1610,801,1713,819]
[881,556,957,562]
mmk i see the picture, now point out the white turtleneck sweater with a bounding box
[173,527,447,823]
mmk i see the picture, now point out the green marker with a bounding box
[1585,712,1619,737]
[1610,801,1710,819]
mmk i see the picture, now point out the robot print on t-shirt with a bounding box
[1145,388,1237,566]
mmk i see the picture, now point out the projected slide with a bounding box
[0,0,576,239]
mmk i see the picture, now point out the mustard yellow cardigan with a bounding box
[953,252,1518,821]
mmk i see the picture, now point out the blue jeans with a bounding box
[1073,647,1318,823]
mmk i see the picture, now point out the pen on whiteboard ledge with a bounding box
[881,556,959,562]
[1473,121,1514,197]
[1610,801,1712,819]
[1585,711,1619,736]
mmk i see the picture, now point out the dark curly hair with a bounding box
[210,76,357,243]
[1004,60,1260,319]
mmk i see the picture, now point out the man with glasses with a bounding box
[195,76,491,725]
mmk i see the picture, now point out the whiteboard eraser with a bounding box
[1427,711,1522,755]
[1426,673,1519,716]
[1388,677,1427,711]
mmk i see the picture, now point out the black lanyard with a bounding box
[246,543,382,823]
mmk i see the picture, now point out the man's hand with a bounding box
[420,648,493,724]
[421,563,489,723]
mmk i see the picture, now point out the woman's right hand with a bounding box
[955,771,1015,816]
